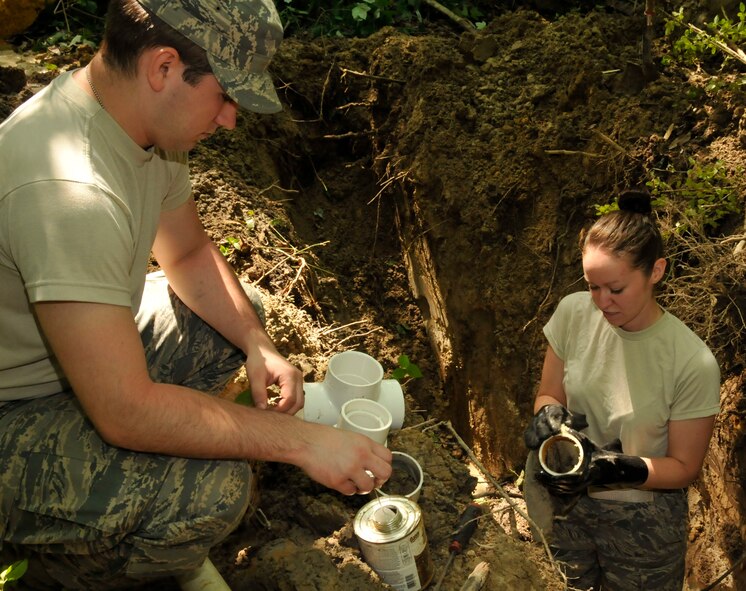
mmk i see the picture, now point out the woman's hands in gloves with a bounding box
[536,431,649,496]
[523,404,589,450]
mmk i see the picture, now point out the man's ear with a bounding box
[144,47,181,93]
[651,257,667,284]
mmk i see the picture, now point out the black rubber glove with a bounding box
[536,430,649,496]
[523,403,589,450]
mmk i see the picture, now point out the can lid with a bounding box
[371,504,404,533]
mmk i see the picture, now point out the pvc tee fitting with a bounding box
[299,351,405,430]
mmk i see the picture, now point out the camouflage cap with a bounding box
[137,0,283,113]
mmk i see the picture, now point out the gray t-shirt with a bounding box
[0,70,191,400]
[543,291,720,458]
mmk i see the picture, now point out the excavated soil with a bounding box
[1,2,745,590]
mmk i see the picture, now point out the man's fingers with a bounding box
[341,480,359,496]
[352,470,379,495]
[371,442,393,463]
[368,450,393,482]
[272,385,304,414]
[249,384,269,410]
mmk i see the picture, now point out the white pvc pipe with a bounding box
[538,428,585,476]
[298,351,405,429]
[324,350,384,406]
[374,451,424,501]
[175,558,231,591]
[337,398,392,445]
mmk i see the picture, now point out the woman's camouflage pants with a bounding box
[524,451,688,591]
[0,272,263,589]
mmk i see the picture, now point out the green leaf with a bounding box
[234,389,254,406]
[0,559,28,585]
[391,367,407,381]
[352,4,370,21]
[406,363,423,379]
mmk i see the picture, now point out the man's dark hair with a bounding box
[102,0,212,86]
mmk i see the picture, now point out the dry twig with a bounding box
[545,149,604,158]
[339,67,405,84]
[422,0,475,31]
[419,420,567,583]
[459,561,490,591]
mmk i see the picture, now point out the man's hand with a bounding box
[294,422,393,496]
[536,431,648,496]
[524,404,589,450]
[153,199,305,414]
[244,329,304,414]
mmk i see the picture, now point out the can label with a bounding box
[354,496,434,590]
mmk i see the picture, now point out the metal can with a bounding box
[354,495,434,590]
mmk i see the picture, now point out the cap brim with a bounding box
[207,54,282,114]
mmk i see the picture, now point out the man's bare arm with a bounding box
[34,301,391,494]
[152,197,302,411]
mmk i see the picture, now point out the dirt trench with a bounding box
[190,7,745,589]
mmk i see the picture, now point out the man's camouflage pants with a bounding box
[0,272,263,589]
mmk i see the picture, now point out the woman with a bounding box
[523,190,721,590]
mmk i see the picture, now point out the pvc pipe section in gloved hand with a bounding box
[298,351,405,429]
[538,427,585,476]
[176,557,231,591]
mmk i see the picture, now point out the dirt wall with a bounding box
[266,7,746,588]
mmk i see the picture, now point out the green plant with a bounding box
[0,559,28,590]
[234,388,253,406]
[647,159,743,233]
[663,4,746,67]
[13,0,106,50]
[593,194,666,217]
[595,160,742,235]
[279,0,488,37]
[219,235,242,256]
[391,354,422,382]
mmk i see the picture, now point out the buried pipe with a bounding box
[373,451,424,502]
[298,351,405,430]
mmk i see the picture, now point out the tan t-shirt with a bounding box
[543,291,721,458]
[0,70,191,400]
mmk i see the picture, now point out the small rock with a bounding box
[0,0,48,38]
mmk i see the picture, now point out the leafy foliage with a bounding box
[647,159,743,234]
[391,354,423,382]
[12,0,107,50]
[279,0,491,37]
[595,160,742,235]
[664,3,746,67]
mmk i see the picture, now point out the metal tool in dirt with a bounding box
[432,502,485,591]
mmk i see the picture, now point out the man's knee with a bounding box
[127,459,254,577]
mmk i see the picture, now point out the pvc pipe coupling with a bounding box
[298,351,405,430]
[538,427,585,477]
